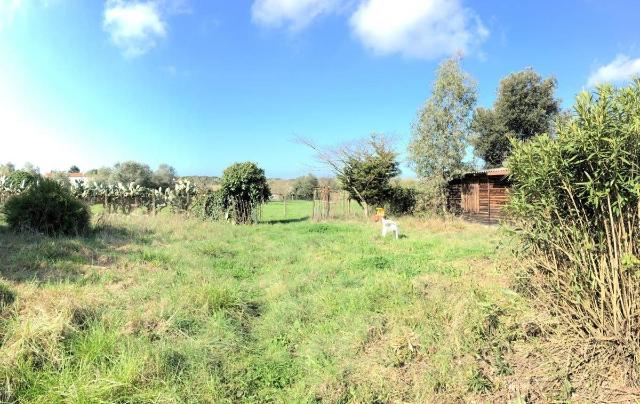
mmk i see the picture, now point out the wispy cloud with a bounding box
[103,0,169,57]
[587,54,640,87]
[350,0,488,59]
[251,0,341,31]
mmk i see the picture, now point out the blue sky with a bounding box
[1,0,639,178]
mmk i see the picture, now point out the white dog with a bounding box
[381,218,399,239]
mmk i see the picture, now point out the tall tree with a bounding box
[408,57,477,212]
[472,68,560,167]
[69,165,81,173]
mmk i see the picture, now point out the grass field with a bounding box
[0,201,532,402]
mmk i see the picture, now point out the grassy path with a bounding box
[0,205,526,402]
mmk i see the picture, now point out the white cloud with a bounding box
[251,0,341,30]
[587,54,640,87]
[350,0,488,59]
[103,1,167,57]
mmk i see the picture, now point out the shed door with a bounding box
[462,183,480,213]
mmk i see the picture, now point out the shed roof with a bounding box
[465,167,509,177]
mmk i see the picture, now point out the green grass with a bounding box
[0,203,528,402]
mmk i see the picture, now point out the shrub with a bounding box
[190,190,226,221]
[385,185,417,216]
[507,80,640,361]
[219,162,271,224]
[3,179,91,235]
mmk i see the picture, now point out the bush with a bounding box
[219,162,271,224]
[507,80,640,361]
[3,179,91,235]
[190,190,226,221]
[384,185,417,216]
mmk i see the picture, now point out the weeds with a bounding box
[0,203,528,402]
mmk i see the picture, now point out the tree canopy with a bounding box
[152,164,177,189]
[472,68,560,167]
[337,134,401,210]
[219,162,271,224]
[408,57,477,180]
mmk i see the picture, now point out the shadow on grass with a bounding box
[0,223,154,284]
[261,216,310,225]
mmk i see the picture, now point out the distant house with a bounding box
[45,172,88,186]
[447,168,510,224]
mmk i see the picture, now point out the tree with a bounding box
[112,161,153,187]
[86,167,113,185]
[470,108,509,167]
[219,162,271,224]
[69,165,81,173]
[337,134,400,211]
[291,174,318,200]
[408,57,477,212]
[297,133,400,217]
[472,68,560,167]
[152,164,177,189]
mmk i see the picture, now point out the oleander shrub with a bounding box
[507,80,640,361]
[3,179,91,235]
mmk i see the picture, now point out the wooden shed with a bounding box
[447,168,510,224]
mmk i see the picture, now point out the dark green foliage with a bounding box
[3,179,91,235]
[6,170,39,188]
[338,134,401,209]
[508,80,640,360]
[219,162,271,224]
[68,165,80,173]
[190,190,226,221]
[385,185,417,216]
[290,174,318,200]
[473,68,560,167]
[470,108,510,167]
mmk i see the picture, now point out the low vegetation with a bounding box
[3,179,90,236]
[0,202,536,402]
